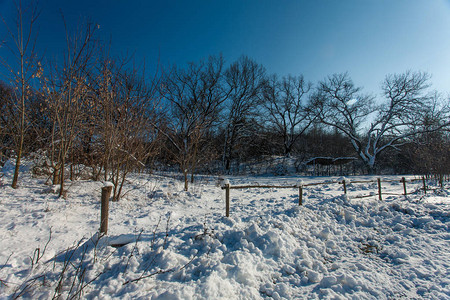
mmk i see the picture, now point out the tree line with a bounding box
[1,2,449,198]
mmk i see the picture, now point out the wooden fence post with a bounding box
[299,185,303,206]
[377,178,382,201]
[401,177,407,195]
[225,183,230,217]
[342,180,347,194]
[422,176,427,194]
[100,184,113,235]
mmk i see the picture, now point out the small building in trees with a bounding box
[306,157,357,176]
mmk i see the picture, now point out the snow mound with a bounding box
[0,174,449,299]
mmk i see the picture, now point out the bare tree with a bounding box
[409,131,450,178]
[91,54,121,183]
[263,74,314,156]
[94,56,162,201]
[313,71,448,173]
[42,20,98,196]
[222,56,266,172]
[1,0,42,188]
[407,94,450,176]
[161,55,227,190]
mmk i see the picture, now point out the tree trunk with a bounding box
[116,170,127,201]
[12,59,26,189]
[112,163,121,201]
[183,169,188,191]
[70,163,74,181]
[59,156,65,197]
[284,139,292,157]
[225,158,231,172]
[367,164,375,175]
[52,165,60,185]
[11,148,22,188]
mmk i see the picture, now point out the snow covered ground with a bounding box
[0,163,449,299]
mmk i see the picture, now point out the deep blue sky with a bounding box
[1,0,450,96]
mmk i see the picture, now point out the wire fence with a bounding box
[220,175,448,217]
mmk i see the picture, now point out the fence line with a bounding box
[228,184,297,190]
[221,175,447,217]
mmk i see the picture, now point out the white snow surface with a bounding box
[0,165,449,299]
